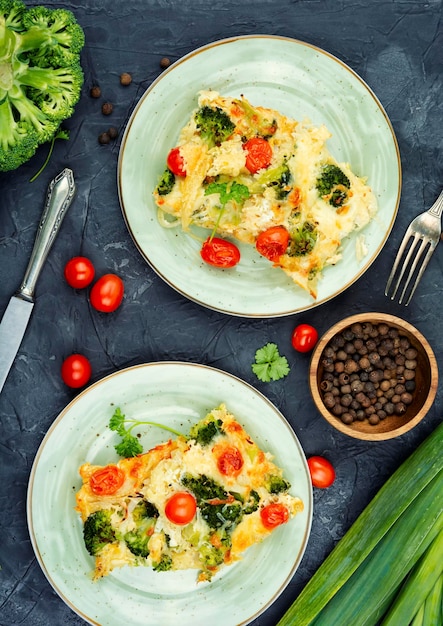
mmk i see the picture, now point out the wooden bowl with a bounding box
[309,313,438,441]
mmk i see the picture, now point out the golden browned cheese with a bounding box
[153,90,378,298]
[75,404,303,582]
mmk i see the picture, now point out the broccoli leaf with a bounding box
[252,343,290,382]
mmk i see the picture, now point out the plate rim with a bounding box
[27,361,313,626]
[117,34,401,317]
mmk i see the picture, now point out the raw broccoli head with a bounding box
[83,509,116,556]
[0,0,85,172]
[316,164,351,207]
[194,105,235,147]
[189,416,223,446]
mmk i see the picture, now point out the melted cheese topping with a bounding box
[153,90,378,298]
[75,404,303,582]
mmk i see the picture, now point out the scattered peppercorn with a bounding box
[107,127,119,140]
[318,323,419,426]
[120,72,132,86]
[101,102,113,115]
[160,57,171,69]
[90,85,101,98]
[98,132,111,145]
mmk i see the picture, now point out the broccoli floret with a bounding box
[194,105,235,147]
[124,499,159,558]
[156,168,176,196]
[255,162,292,199]
[287,221,318,257]
[198,542,224,568]
[265,474,291,494]
[189,415,223,446]
[0,0,84,172]
[152,554,173,572]
[316,164,350,207]
[181,473,243,530]
[243,489,260,514]
[83,510,116,556]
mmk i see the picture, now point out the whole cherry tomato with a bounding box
[243,137,273,173]
[260,502,289,529]
[165,491,197,525]
[64,256,95,289]
[90,274,124,313]
[61,353,92,388]
[200,237,240,268]
[256,226,290,262]
[167,147,187,177]
[291,323,319,353]
[307,456,336,488]
[90,465,125,496]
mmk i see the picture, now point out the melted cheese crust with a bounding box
[153,90,378,298]
[76,404,303,582]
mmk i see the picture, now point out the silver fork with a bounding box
[385,189,443,305]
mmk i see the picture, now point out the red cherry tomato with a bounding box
[61,354,92,388]
[90,274,124,313]
[291,323,319,353]
[165,491,197,525]
[217,445,244,477]
[64,256,95,289]
[200,237,240,268]
[256,226,290,262]
[243,137,273,173]
[167,147,187,177]
[307,456,336,489]
[90,465,125,496]
[260,503,289,530]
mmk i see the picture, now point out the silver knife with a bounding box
[0,168,76,394]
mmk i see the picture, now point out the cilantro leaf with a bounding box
[108,407,184,458]
[252,343,290,382]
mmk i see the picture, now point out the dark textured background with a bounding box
[0,1,442,624]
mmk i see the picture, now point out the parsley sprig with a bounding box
[204,180,250,239]
[252,343,290,382]
[109,407,184,458]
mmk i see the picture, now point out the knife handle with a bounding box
[17,168,76,302]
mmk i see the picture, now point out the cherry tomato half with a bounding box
[256,226,290,262]
[307,456,336,489]
[165,491,197,525]
[167,147,187,177]
[200,237,240,268]
[216,445,244,477]
[90,465,125,496]
[61,354,92,388]
[243,137,273,173]
[64,256,95,289]
[291,323,319,353]
[90,274,124,313]
[260,503,290,530]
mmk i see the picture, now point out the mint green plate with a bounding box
[27,362,312,626]
[117,35,401,317]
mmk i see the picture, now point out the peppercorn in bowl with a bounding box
[309,313,438,440]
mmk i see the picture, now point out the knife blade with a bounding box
[0,168,76,394]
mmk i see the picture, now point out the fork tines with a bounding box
[385,229,437,306]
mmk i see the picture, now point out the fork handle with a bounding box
[429,190,443,219]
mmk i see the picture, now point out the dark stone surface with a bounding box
[0,1,441,624]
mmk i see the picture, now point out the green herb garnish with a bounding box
[109,407,183,458]
[252,343,290,382]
